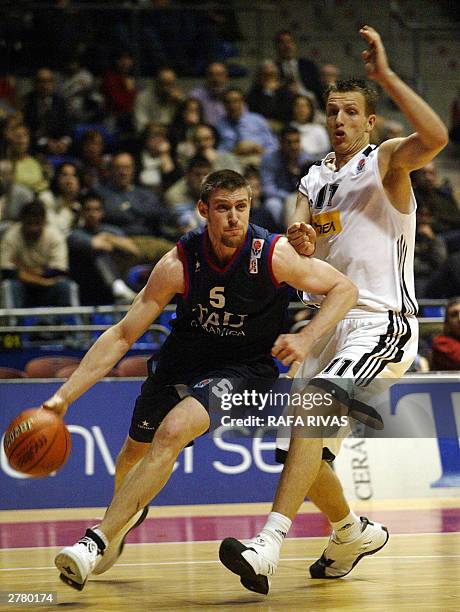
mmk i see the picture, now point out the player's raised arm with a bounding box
[361,25,448,173]
[43,248,184,415]
[270,238,358,369]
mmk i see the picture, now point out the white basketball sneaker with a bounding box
[93,506,149,575]
[219,533,279,595]
[310,517,389,579]
[55,530,104,590]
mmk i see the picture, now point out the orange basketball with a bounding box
[3,408,71,478]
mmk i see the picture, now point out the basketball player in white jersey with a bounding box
[219,25,448,594]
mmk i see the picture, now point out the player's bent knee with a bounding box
[153,417,192,452]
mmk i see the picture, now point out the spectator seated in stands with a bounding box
[414,203,448,299]
[260,126,313,226]
[1,110,24,155]
[320,63,340,89]
[45,162,82,236]
[217,88,278,167]
[0,158,33,236]
[68,193,138,305]
[60,57,104,125]
[289,94,330,158]
[0,199,78,309]
[134,67,184,132]
[431,297,460,370]
[102,51,138,132]
[189,62,229,127]
[244,165,284,235]
[7,124,49,194]
[274,30,323,110]
[188,124,241,173]
[412,162,460,248]
[22,68,72,157]
[315,62,340,124]
[164,155,212,232]
[76,129,112,191]
[167,97,205,167]
[246,60,285,129]
[95,152,174,267]
[136,122,181,194]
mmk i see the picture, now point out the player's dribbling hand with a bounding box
[41,394,69,418]
[287,222,316,257]
[359,25,392,82]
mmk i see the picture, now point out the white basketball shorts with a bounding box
[276,312,419,460]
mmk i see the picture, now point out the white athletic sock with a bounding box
[243,512,291,576]
[256,511,292,551]
[90,527,109,549]
[263,512,292,543]
[331,511,362,543]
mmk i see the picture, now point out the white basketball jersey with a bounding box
[298,145,418,316]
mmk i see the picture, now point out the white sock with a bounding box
[257,511,292,548]
[331,511,362,542]
[243,512,291,576]
[91,527,109,549]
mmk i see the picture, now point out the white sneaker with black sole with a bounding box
[55,530,104,590]
[93,506,149,575]
[310,516,389,579]
[219,533,278,595]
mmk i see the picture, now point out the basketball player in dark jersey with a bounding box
[43,169,357,591]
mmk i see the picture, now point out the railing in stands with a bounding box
[0,298,447,335]
[0,300,446,371]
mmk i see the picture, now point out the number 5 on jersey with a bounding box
[210,287,225,308]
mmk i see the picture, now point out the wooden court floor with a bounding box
[1,499,459,611]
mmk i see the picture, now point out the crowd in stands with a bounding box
[413,161,460,299]
[1,24,343,309]
[1,8,460,374]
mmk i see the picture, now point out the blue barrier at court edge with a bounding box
[0,378,459,509]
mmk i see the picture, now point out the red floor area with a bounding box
[1,507,459,549]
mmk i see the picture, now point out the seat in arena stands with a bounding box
[25,356,81,378]
[55,364,81,378]
[55,364,119,378]
[117,355,152,377]
[0,367,28,379]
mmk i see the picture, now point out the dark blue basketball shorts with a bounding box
[129,357,277,443]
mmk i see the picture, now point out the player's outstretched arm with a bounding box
[361,25,448,174]
[271,238,358,373]
[43,248,184,416]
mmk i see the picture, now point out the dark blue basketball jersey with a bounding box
[156,224,290,375]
